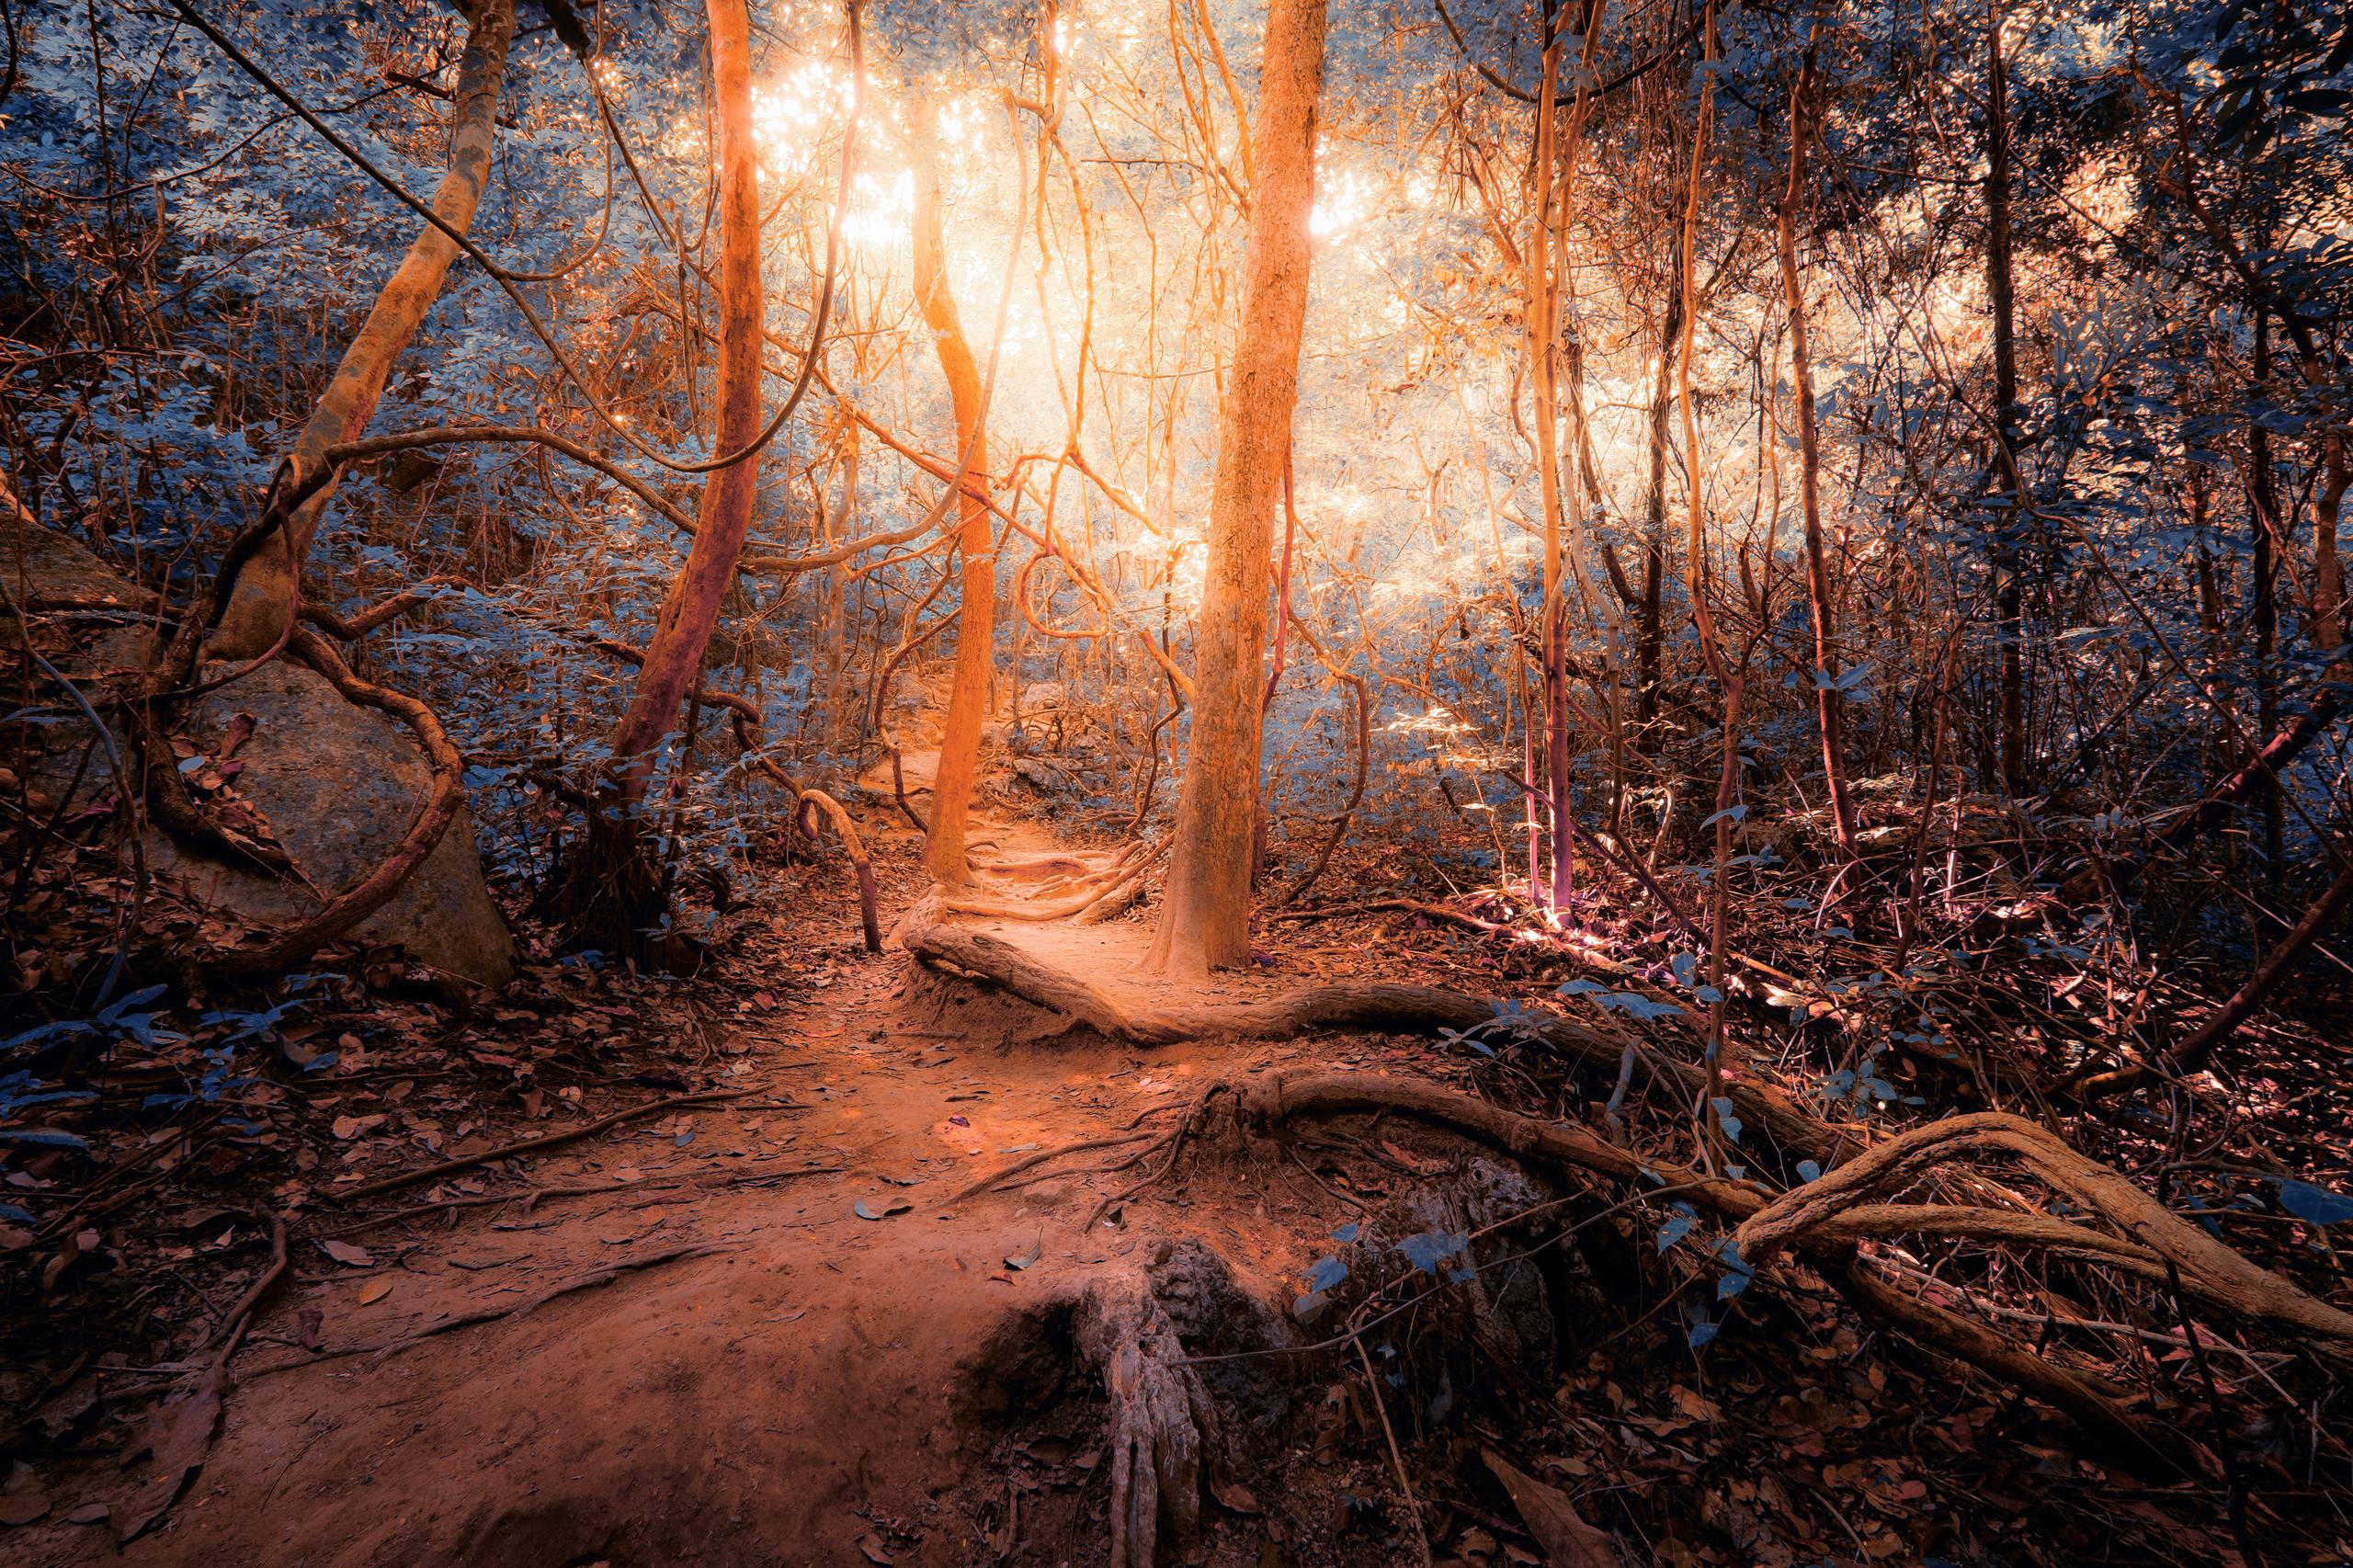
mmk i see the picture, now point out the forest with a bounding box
[2,0,2350,1562]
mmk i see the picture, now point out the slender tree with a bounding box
[1775,38,1859,858]
[1148,0,1328,978]
[548,0,767,956]
[210,0,516,659]
[1984,0,2029,796]
[911,102,996,886]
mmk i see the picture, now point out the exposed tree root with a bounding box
[202,627,464,978]
[958,1063,2353,1482]
[942,842,1160,922]
[793,789,881,951]
[1229,1072,2222,1479]
[1074,1273,1220,1568]
[1732,1110,2353,1364]
[898,893,1845,1160]
[263,1243,731,1371]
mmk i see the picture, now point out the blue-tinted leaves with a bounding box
[1557,980,1687,1023]
[1714,1240,1755,1301]
[1687,1317,1719,1349]
[1305,1255,1349,1293]
[1394,1230,1470,1277]
[1330,1221,1360,1244]
[1796,1159,1823,1183]
[2278,1179,2353,1226]
[1709,1096,1744,1144]
[0,1128,89,1152]
[1655,1202,1698,1253]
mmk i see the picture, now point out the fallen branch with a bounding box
[2076,858,2353,1101]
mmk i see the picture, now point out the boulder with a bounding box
[160,656,516,993]
[6,517,514,993]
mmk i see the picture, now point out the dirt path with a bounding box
[46,801,1349,1567]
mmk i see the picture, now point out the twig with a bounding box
[1352,1329,1433,1566]
[207,1208,288,1349]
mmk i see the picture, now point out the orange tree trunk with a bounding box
[212,0,515,658]
[602,0,766,807]
[1147,0,1328,978]
[912,104,995,885]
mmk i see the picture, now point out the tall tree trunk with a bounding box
[1525,12,1573,907]
[912,103,995,885]
[547,0,764,960]
[1636,242,1681,730]
[2248,312,2286,892]
[1775,43,1859,857]
[1147,0,1328,979]
[211,0,516,658]
[604,0,764,801]
[1984,0,2029,796]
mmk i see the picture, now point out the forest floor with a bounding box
[6,754,2352,1566]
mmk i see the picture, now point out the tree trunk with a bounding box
[1984,0,2029,797]
[912,103,996,886]
[548,0,764,958]
[1775,44,1859,857]
[2248,312,2286,892]
[1526,16,1572,908]
[1146,0,1328,978]
[604,0,764,801]
[211,0,516,659]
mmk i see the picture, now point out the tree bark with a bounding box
[211,0,516,659]
[1147,0,1328,978]
[1774,43,1859,856]
[912,103,996,885]
[602,0,765,803]
[1984,0,2029,796]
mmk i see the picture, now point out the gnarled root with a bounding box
[1221,1071,2224,1480]
[899,895,1841,1160]
[1732,1110,2353,1366]
[1074,1272,1220,1568]
[793,789,881,951]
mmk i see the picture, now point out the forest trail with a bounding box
[67,790,1337,1568]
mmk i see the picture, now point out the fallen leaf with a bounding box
[331,1114,385,1141]
[1005,1237,1042,1271]
[1483,1448,1617,1568]
[117,1361,226,1544]
[317,1239,372,1267]
[854,1199,911,1221]
[1211,1480,1260,1515]
[66,1502,110,1526]
[858,1534,893,1563]
[358,1278,393,1306]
